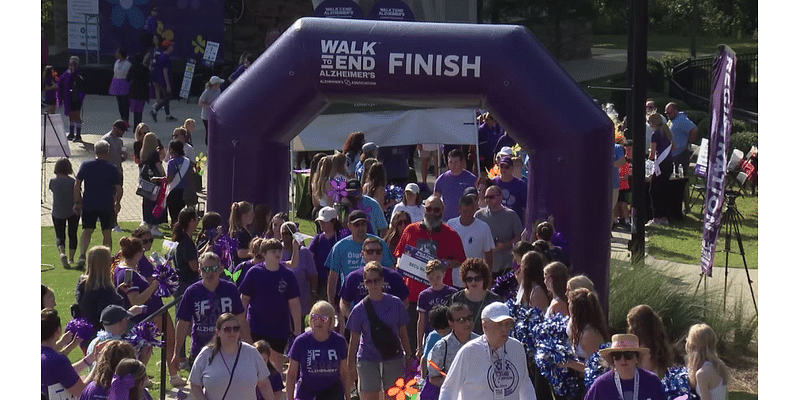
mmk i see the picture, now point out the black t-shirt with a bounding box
[76,279,124,332]
[175,232,199,283]
[232,228,254,268]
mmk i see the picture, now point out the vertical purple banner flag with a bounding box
[700,46,737,277]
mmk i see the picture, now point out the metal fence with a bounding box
[669,53,758,123]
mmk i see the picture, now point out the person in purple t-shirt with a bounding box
[308,206,345,296]
[415,260,457,359]
[346,263,412,399]
[280,221,318,316]
[42,309,97,398]
[338,238,410,326]
[434,148,477,222]
[173,252,250,367]
[240,238,302,369]
[286,300,350,400]
[491,156,528,224]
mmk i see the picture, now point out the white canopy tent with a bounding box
[290,108,480,151]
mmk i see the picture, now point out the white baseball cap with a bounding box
[497,146,513,157]
[481,302,514,322]
[315,206,338,222]
[209,76,224,85]
[404,183,420,194]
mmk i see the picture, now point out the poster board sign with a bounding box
[203,41,220,66]
[312,0,364,19]
[694,138,709,178]
[67,0,98,51]
[367,0,416,21]
[179,58,196,99]
[42,114,71,158]
[396,245,436,285]
[162,240,179,260]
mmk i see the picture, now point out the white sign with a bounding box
[204,41,220,64]
[67,0,98,51]
[694,138,709,177]
[179,59,197,99]
[42,114,71,158]
[396,245,437,285]
[67,0,98,23]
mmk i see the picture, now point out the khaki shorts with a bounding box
[356,357,405,393]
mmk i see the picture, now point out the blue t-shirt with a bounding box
[613,143,625,189]
[324,235,395,291]
[668,111,696,156]
[167,157,189,189]
[434,170,477,221]
[357,195,388,233]
[175,279,245,358]
[288,330,348,394]
[239,263,300,339]
[422,330,443,360]
[76,159,120,213]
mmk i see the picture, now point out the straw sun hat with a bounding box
[598,334,650,362]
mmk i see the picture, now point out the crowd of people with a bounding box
[43,106,728,400]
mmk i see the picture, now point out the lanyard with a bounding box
[614,369,639,400]
[482,336,507,371]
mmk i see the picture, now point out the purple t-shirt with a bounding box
[288,330,348,395]
[80,381,107,400]
[231,259,258,287]
[239,263,300,339]
[113,265,163,323]
[175,279,245,358]
[138,256,156,281]
[338,267,410,304]
[41,346,80,397]
[346,294,409,362]
[434,170,477,221]
[584,368,666,400]
[491,176,528,223]
[308,232,341,280]
[416,285,458,333]
[282,246,318,315]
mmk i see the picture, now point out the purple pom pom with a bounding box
[125,321,164,349]
[491,270,519,302]
[152,262,179,298]
[65,317,94,341]
[214,234,238,271]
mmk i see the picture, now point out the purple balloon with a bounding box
[207,18,613,309]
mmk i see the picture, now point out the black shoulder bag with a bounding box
[364,298,402,360]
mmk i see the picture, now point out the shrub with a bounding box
[646,57,666,92]
[661,53,692,78]
[730,131,758,153]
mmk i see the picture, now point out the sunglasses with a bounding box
[201,265,220,273]
[611,351,637,361]
[463,276,483,283]
[221,325,240,333]
[453,315,474,323]
[363,248,382,255]
[364,278,382,285]
[425,207,442,213]
[310,314,330,322]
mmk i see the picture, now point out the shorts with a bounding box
[253,334,288,355]
[418,149,437,159]
[69,101,82,112]
[672,149,691,171]
[618,189,630,203]
[81,209,114,230]
[357,357,405,393]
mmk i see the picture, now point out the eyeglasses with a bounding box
[221,325,240,333]
[201,265,220,273]
[453,315,474,323]
[424,206,442,213]
[611,351,636,361]
[364,278,382,285]
[310,314,330,322]
[363,248,382,255]
[463,275,483,283]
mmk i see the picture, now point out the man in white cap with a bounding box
[438,301,535,400]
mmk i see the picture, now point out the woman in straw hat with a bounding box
[584,333,666,400]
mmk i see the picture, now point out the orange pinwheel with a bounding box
[387,377,418,400]
[427,359,446,378]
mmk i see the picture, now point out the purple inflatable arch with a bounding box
[208,18,614,305]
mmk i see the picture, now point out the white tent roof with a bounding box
[290,108,478,151]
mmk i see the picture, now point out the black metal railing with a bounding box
[669,52,758,123]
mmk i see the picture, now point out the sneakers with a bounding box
[60,254,69,269]
[72,135,82,142]
[165,115,178,121]
[67,133,75,140]
[169,375,187,386]
[645,218,669,227]
[150,109,158,122]
[75,256,86,270]
[112,225,123,233]
[150,226,163,237]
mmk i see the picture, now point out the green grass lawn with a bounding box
[593,34,758,55]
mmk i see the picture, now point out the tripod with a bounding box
[695,191,758,315]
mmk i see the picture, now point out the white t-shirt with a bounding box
[392,203,424,223]
[438,336,535,400]
[446,216,495,288]
[189,342,270,400]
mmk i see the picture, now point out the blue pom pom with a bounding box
[533,313,582,396]
[662,366,694,400]
[584,342,611,390]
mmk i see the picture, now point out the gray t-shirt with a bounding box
[199,88,221,120]
[189,342,270,400]
[427,331,479,379]
[474,206,523,273]
[49,176,76,219]
[101,131,124,173]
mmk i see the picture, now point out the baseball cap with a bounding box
[463,186,479,197]
[497,146,513,157]
[481,302,514,322]
[362,142,378,153]
[316,206,338,222]
[209,75,224,85]
[404,183,420,194]
[113,120,129,131]
[499,156,513,166]
[345,179,361,193]
[348,210,367,224]
[100,304,134,325]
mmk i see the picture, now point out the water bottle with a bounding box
[678,164,685,179]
